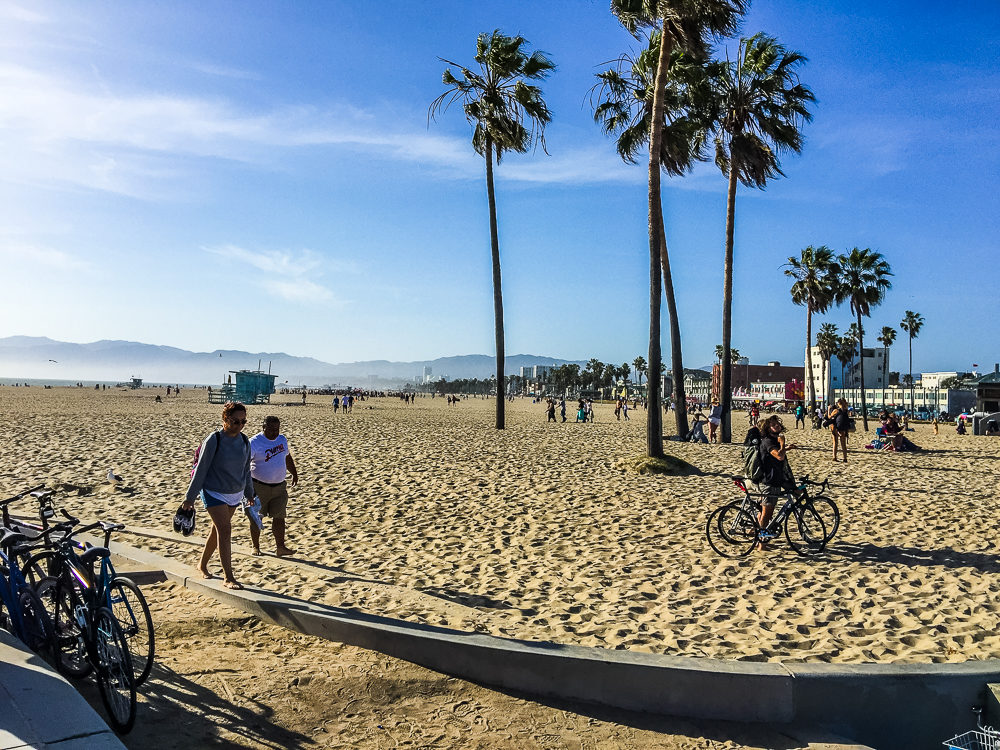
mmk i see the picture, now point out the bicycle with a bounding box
[18,501,154,687]
[706,477,829,558]
[728,475,840,545]
[0,527,53,655]
[34,524,137,733]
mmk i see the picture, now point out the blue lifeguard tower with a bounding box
[208,369,277,404]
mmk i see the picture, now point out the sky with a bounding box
[1,0,997,374]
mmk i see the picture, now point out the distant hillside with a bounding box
[0,336,585,386]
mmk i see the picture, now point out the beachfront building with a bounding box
[976,365,1000,413]
[832,385,974,417]
[920,371,959,389]
[712,361,804,406]
[684,370,712,406]
[805,346,888,406]
[520,365,552,396]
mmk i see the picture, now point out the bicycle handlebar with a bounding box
[0,484,47,508]
[58,509,124,546]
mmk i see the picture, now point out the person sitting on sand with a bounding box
[249,415,299,557]
[882,413,904,450]
[957,418,967,435]
[689,413,709,443]
[185,401,254,590]
[827,398,851,463]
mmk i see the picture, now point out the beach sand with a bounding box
[2,386,999,743]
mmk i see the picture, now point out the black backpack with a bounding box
[741,426,765,484]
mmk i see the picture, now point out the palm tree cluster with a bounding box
[785,247,904,429]
[432,7,815,453]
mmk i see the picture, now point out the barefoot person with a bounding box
[827,398,851,463]
[185,401,253,589]
[249,415,299,556]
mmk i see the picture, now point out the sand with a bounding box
[2,385,999,743]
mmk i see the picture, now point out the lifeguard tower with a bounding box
[208,369,277,404]
[129,377,143,390]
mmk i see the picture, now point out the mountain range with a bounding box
[0,336,588,386]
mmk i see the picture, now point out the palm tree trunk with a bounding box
[484,135,505,430]
[659,229,689,438]
[908,337,913,415]
[720,162,738,443]
[805,305,815,411]
[642,21,672,459]
[858,312,868,431]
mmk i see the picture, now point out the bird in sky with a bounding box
[48,359,58,362]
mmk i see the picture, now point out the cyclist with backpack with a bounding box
[185,401,254,589]
[757,415,798,550]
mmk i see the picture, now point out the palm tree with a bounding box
[816,322,838,408]
[877,325,896,389]
[900,310,924,415]
[429,31,554,429]
[834,248,893,430]
[836,334,857,397]
[845,322,862,386]
[610,0,748,456]
[784,245,837,412]
[711,33,815,442]
[632,355,647,386]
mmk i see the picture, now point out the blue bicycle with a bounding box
[0,526,53,655]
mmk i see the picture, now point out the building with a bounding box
[805,346,888,405]
[208,369,277,404]
[920,371,959,389]
[976,365,1000,414]
[832,385,974,417]
[712,361,805,404]
[422,366,433,384]
[519,365,551,380]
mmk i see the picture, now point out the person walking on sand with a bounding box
[827,398,851,463]
[546,398,556,423]
[185,401,254,589]
[560,397,566,422]
[794,402,806,429]
[249,415,299,557]
[708,399,723,443]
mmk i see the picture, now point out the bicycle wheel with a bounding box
[107,577,154,687]
[785,506,827,555]
[807,496,840,543]
[21,550,60,590]
[18,588,53,655]
[707,503,759,558]
[36,577,92,678]
[94,606,136,734]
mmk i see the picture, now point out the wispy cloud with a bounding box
[0,242,92,272]
[206,245,350,304]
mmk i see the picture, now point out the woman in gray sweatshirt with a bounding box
[185,401,254,589]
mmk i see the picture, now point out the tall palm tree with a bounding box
[877,325,896,388]
[429,31,554,430]
[836,334,857,397]
[900,310,924,414]
[784,245,837,412]
[632,355,647,386]
[845,322,862,385]
[711,33,815,442]
[610,0,748,456]
[816,322,838,408]
[834,248,893,430]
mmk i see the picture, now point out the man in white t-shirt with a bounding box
[249,415,299,556]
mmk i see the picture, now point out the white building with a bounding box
[806,346,887,405]
[519,365,551,380]
[919,371,958,389]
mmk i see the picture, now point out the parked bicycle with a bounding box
[34,520,137,732]
[23,508,154,688]
[706,476,835,558]
[0,527,53,655]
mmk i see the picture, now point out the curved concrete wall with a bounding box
[110,540,998,750]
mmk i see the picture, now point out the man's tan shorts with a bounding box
[252,479,288,519]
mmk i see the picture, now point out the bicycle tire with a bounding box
[785,506,827,555]
[21,550,60,590]
[707,503,758,558]
[107,577,154,687]
[94,606,136,734]
[36,576,92,678]
[807,496,840,543]
[18,588,53,655]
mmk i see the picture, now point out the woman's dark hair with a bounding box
[762,415,784,433]
[222,401,247,420]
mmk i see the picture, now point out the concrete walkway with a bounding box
[0,629,124,749]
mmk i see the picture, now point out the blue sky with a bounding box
[1,1,997,373]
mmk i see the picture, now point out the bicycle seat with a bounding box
[30,490,54,502]
[79,546,111,565]
[0,530,28,549]
[98,521,125,532]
